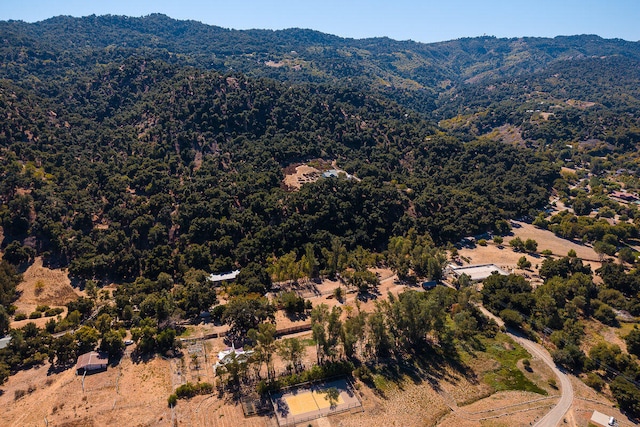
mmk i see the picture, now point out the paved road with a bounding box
[510,334,574,427]
[476,304,574,427]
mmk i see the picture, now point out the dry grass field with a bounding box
[0,354,172,427]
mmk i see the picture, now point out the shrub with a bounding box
[29,311,42,319]
[14,312,27,321]
[35,305,50,313]
[499,309,523,328]
[584,373,604,391]
[517,256,531,269]
[611,376,640,416]
[477,239,487,246]
[175,382,214,399]
[167,394,178,407]
[354,365,374,384]
[44,307,64,317]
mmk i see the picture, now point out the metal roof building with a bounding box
[76,351,108,374]
[208,269,241,284]
[448,264,509,282]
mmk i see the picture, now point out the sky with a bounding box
[1,0,639,43]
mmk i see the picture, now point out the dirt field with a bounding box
[458,220,603,287]
[11,257,81,329]
[0,354,172,427]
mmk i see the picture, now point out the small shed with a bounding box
[76,351,108,375]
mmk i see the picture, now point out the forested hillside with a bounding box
[0,55,556,284]
[2,14,640,114]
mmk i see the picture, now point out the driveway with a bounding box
[476,304,574,427]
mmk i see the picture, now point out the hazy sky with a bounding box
[1,0,638,43]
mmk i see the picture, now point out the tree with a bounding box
[610,376,640,416]
[2,241,34,266]
[157,328,177,352]
[625,326,640,357]
[551,344,585,372]
[618,247,636,264]
[453,311,478,339]
[95,313,113,335]
[593,240,616,259]
[222,295,274,342]
[0,306,9,336]
[367,303,393,359]
[277,337,306,373]
[494,219,511,236]
[52,333,77,367]
[341,311,366,359]
[301,243,319,280]
[100,330,124,358]
[517,256,531,269]
[509,237,525,251]
[523,239,538,253]
[75,326,99,354]
[248,323,277,379]
[322,237,347,278]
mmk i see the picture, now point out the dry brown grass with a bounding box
[0,355,172,427]
[11,257,81,329]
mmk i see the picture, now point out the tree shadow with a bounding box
[283,310,309,322]
[47,363,73,375]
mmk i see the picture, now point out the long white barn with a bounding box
[208,269,240,284]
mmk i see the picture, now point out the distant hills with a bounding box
[2,14,640,114]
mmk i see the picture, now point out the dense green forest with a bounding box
[2,16,640,412]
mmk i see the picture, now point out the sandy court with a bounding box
[313,388,345,409]
[285,390,319,415]
[272,378,361,426]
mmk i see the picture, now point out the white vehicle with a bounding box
[608,416,617,426]
[124,339,134,346]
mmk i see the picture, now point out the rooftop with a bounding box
[448,263,509,282]
[76,351,108,371]
[208,269,241,283]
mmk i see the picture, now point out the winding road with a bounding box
[510,334,574,427]
[476,305,574,427]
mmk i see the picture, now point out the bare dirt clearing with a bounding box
[283,164,322,190]
[11,257,81,328]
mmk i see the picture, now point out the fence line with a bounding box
[277,401,363,427]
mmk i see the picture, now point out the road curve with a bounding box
[475,304,573,427]
[511,335,574,427]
